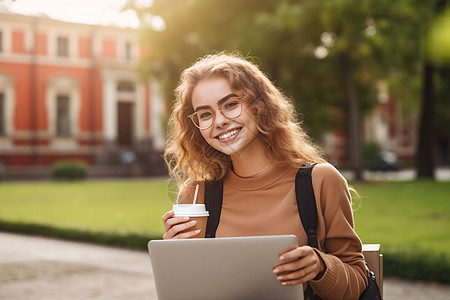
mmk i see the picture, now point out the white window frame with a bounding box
[55,94,72,137]
[101,70,143,143]
[48,28,78,59]
[46,75,80,148]
[0,72,15,147]
[56,36,70,57]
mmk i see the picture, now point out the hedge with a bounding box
[0,220,449,284]
[51,161,89,180]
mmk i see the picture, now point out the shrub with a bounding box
[384,247,450,284]
[51,161,89,180]
[362,142,382,169]
[0,162,5,181]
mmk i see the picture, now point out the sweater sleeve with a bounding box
[309,163,368,300]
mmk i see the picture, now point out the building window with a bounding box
[57,36,69,57]
[0,93,4,136]
[56,95,71,136]
[117,81,135,92]
[125,42,132,60]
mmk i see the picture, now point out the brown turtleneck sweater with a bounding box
[177,163,368,299]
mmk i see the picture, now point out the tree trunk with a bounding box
[416,62,436,179]
[341,53,363,181]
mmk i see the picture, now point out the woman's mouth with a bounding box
[216,128,241,141]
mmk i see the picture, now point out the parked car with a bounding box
[370,151,399,171]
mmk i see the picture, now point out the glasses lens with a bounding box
[193,109,214,129]
[222,97,242,119]
[190,96,243,129]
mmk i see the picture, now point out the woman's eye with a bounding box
[199,111,212,119]
[224,101,239,110]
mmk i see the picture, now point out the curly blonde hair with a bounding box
[164,53,326,184]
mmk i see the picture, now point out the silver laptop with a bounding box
[148,235,304,300]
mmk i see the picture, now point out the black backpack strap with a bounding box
[295,163,319,249]
[295,163,318,300]
[204,179,223,238]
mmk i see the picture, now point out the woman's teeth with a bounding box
[218,129,240,140]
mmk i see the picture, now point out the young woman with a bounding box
[162,53,368,299]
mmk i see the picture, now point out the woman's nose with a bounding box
[214,110,229,128]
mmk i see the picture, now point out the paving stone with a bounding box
[1,232,449,300]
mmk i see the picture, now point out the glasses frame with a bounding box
[188,94,245,130]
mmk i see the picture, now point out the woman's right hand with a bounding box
[162,210,201,239]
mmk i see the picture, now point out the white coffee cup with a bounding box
[173,204,209,238]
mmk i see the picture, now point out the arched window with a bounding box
[46,75,80,140]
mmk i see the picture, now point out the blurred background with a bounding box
[0,0,449,180]
[0,0,449,298]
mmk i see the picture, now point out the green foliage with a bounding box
[362,142,381,168]
[425,7,450,66]
[130,0,443,167]
[0,220,155,250]
[51,161,89,180]
[383,247,450,284]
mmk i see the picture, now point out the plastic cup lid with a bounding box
[173,204,210,217]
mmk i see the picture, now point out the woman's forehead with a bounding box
[191,77,234,108]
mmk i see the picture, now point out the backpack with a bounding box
[203,163,382,300]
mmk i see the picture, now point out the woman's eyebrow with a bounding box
[194,93,238,111]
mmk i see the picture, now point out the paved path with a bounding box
[1,232,449,300]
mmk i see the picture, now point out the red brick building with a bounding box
[0,11,165,171]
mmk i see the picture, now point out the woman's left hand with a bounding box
[273,246,326,286]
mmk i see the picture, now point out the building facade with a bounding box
[322,81,418,168]
[0,10,165,168]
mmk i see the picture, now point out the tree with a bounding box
[131,0,341,137]
[129,0,440,180]
[417,3,450,178]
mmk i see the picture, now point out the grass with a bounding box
[0,179,449,253]
[352,180,450,255]
[351,180,450,283]
[0,179,173,238]
[0,178,449,282]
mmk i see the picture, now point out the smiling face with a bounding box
[191,77,262,159]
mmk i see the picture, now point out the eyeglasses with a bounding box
[188,94,245,130]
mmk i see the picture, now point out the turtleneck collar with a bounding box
[225,163,295,191]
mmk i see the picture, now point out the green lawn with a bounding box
[352,180,450,255]
[0,179,449,255]
[0,179,173,237]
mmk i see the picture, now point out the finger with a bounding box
[274,253,316,273]
[162,210,175,223]
[281,274,317,286]
[279,246,311,261]
[166,220,197,237]
[165,216,190,228]
[274,259,305,274]
[163,219,198,239]
[280,273,316,286]
[171,229,201,240]
[162,212,190,232]
[277,268,307,281]
[276,264,315,282]
[274,255,322,278]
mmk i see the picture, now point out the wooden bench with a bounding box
[363,244,383,298]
